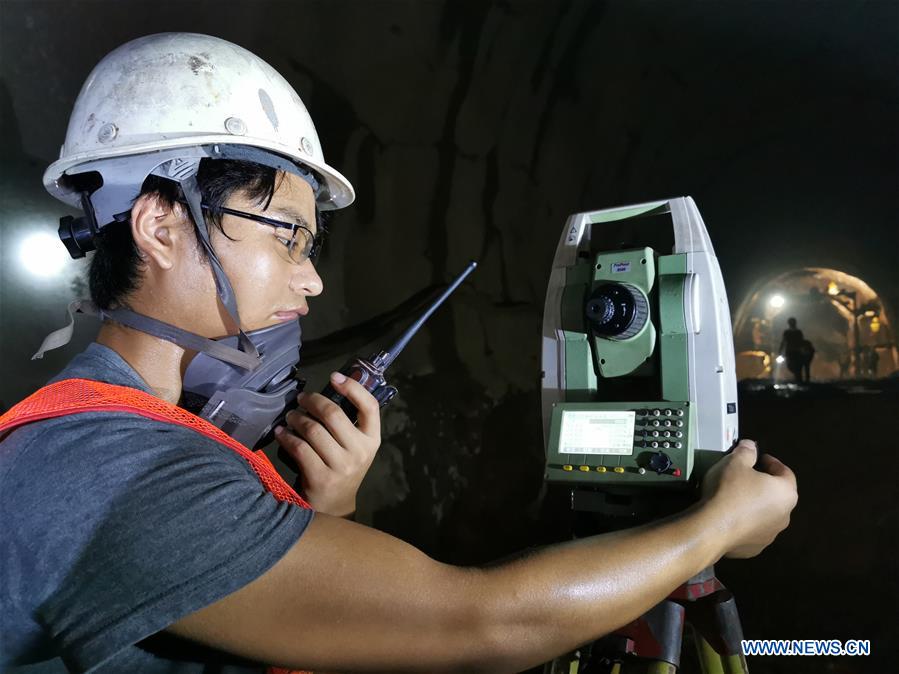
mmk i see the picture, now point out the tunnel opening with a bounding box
[732,268,897,382]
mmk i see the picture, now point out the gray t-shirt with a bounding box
[1,343,314,673]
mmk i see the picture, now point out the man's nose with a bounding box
[290,259,324,296]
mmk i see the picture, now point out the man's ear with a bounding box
[130,194,187,271]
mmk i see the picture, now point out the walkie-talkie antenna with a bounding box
[371,260,477,370]
[318,260,479,424]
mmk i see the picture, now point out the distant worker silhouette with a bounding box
[799,338,815,383]
[779,317,814,383]
[838,351,851,379]
[863,346,880,377]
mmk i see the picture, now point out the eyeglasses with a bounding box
[183,201,324,264]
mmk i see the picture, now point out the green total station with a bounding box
[541,197,739,490]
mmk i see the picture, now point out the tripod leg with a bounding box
[695,634,748,674]
[542,654,582,674]
[722,654,749,674]
[696,633,726,674]
[685,585,749,674]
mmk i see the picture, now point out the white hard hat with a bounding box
[44,32,354,225]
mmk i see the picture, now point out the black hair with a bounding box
[88,159,323,311]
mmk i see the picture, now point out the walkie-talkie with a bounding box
[321,260,477,424]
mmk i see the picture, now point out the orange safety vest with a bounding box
[0,378,311,674]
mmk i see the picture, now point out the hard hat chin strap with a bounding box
[163,161,260,367]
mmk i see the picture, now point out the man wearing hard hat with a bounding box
[0,33,798,673]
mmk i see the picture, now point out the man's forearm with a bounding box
[167,497,741,674]
[474,503,724,672]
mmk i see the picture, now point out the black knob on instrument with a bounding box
[648,451,673,474]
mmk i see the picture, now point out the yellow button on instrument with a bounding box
[562,465,574,471]
[613,466,626,474]
[595,466,607,473]
[579,465,591,472]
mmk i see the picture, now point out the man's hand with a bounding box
[275,371,381,517]
[700,439,798,558]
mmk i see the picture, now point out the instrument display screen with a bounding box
[559,410,635,455]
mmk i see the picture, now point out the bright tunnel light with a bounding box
[18,232,69,278]
[776,355,785,364]
[769,294,786,309]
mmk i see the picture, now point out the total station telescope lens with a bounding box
[585,283,649,340]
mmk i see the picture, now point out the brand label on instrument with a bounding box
[611,262,631,273]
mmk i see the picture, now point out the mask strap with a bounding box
[31,299,261,370]
[101,307,261,370]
